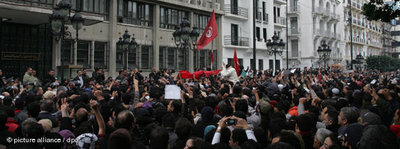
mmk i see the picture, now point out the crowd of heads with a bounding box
[0,66,399,149]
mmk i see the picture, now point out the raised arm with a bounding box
[90,100,105,136]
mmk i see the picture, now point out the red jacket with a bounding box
[390,125,400,138]
[5,119,18,132]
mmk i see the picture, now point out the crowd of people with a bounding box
[0,64,399,149]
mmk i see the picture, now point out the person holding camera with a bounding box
[211,116,257,147]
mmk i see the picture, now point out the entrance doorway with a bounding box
[0,22,52,80]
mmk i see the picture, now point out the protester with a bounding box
[0,67,398,149]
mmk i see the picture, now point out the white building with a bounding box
[282,0,345,69]
[221,0,286,71]
[343,0,384,68]
[285,0,390,69]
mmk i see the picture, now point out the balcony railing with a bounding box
[349,36,366,44]
[330,12,339,20]
[225,4,248,18]
[290,28,301,35]
[289,5,300,13]
[224,35,249,46]
[275,17,286,26]
[2,0,55,8]
[312,6,323,14]
[369,40,382,47]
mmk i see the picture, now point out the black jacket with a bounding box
[43,74,56,85]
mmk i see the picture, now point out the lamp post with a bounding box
[266,32,285,75]
[172,18,200,69]
[317,40,332,69]
[117,30,138,70]
[355,54,364,72]
[50,0,84,81]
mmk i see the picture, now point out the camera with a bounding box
[226,119,237,126]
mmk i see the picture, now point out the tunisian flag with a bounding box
[196,10,218,51]
[233,48,240,76]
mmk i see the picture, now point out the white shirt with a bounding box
[78,76,84,88]
[221,66,239,84]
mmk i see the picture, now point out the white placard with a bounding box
[290,69,296,73]
[165,85,181,100]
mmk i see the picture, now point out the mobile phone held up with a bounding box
[226,119,237,126]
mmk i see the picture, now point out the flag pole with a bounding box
[211,40,214,70]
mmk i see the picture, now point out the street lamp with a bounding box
[50,0,84,82]
[117,30,138,70]
[355,54,364,72]
[317,40,332,69]
[266,32,285,75]
[172,18,200,69]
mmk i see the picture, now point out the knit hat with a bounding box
[204,125,216,139]
[278,84,284,91]
[43,91,56,100]
[59,130,75,149]
[332,88,340,95]
[59,130,75,139]
[360,110,382,125]
[259,100,271,115]
[76,133,98,149]
[344,123,364,149]
[352,89,361,98]
[269,100,278,108]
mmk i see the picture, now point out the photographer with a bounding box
[211,116,257,146]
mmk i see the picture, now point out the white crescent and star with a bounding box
[205,26,213,38]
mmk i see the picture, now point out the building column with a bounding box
[217,16,223,69]
[52,1,61,76]
[108,0,118,77]
[153,4,160,70]
[52,38,61,75]
[138,46,142,69]
[91,41,95,69]
[188,12,194,72]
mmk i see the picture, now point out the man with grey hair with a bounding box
[38,99,57,127]
[338,107,359,138]
[313,128,333,149]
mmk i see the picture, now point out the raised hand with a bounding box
[90,99,99,111]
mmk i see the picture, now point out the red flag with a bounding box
[210,51,215,63]
[196,10,218,51]
[179,70,193,79]
[193,71,204,79]
[233,48,240,76]
[204,70,221,77]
